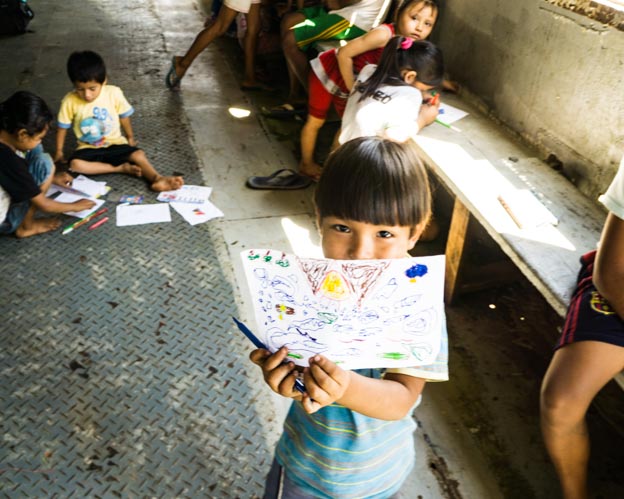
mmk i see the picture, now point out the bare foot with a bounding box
[299,161,323,182]
[52,171,74,187]
[150,175,185,192]
[117,162,142,177]
[15,218,61,238]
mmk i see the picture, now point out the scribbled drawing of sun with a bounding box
[319,270,351,301]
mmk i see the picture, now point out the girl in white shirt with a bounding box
[340,36,443,144]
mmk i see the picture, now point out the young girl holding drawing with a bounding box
[250,137,449,497]
[339,36,444,144]
[246,0,440,189]
[0,91,94,238]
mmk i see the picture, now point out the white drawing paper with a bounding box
[438,103,468,125]
[116,203,171,226]
[240,249,445,370]
[157,185,213,204]
[55,192,105,218]
[170,200,224,225]
[71,175,109,198]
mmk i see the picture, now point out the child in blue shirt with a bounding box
[251,137,449,498]
[55,51,184,192]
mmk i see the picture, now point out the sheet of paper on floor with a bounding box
[116,203,171,226]
[157,185,213,204]
[56,192,105,218]
[170,200,223,225]
[71,174,109,197]
[438,103,469,125]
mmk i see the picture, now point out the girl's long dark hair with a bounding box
[357,37,444,102]
[0,91,53,135]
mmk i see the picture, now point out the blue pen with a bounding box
[232,317,306,394]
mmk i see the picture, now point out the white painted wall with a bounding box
[435,0,624,199]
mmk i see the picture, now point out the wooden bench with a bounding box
[412,93,624,388]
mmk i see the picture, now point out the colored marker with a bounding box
[62,207,108,235]
[88,216,109,230]
[429,91,440,106]
[232,317,306,394]
[435,119,461,132]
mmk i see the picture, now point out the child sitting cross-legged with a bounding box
[0,91,95,238]
[250,137,449,498]
[54,51,184,192]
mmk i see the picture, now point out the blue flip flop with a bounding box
[246,169,313,190]
[165,56,182,90]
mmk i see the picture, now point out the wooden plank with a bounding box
[444,198,470,304]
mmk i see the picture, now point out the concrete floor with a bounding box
[1,0,623,497]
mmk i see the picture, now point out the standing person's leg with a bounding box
[167,4,241,88]
[540,341,624,499]
[281,11,308,103]
[241,2,261,88]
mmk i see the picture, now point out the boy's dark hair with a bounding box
[314,137,431,229]
[358,37,444,102]
[67,50,107,84]
[393,0,439,25]
[0,91,54,135]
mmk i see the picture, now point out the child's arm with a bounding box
[417,99,440,131]
[301,355,425,420]
[30,191,95,214]
[594,213,624,317]
[54,128,68,163]
[336,26,393,92]
[119,116,136,146]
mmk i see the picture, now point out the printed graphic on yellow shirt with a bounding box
[79,108,113,146]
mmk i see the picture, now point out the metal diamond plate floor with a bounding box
[0,1,277,496]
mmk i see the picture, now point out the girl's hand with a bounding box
[127,137,137,147]
[72,199,96,211]
[442,79,460,93]
[250,347,304,399]
[301,355,350,414]
[418,99,440,130]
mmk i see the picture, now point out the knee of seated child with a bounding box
[27,149,54,186]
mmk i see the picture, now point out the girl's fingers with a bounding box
[249,348,271,365]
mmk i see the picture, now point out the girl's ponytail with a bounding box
[356,36,444,102]
[356,36,405,102]
[0,91,53,135]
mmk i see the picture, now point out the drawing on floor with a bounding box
[240,249,445,369]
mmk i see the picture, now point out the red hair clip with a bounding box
[400,37,413,50]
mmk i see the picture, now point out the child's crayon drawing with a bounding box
[240,249,445,370]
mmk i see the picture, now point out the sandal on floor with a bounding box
[165,56,182,90]
[246,169,313,190]
[261,103,307,119]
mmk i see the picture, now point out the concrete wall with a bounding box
[434,0,624,200]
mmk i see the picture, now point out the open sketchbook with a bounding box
[239,249,445,370]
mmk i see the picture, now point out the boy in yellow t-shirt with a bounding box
[55,51,183,192]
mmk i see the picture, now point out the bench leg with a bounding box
[445,198,470,304]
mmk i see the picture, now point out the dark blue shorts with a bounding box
[556,250,624,349]
[70,144,139,166]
